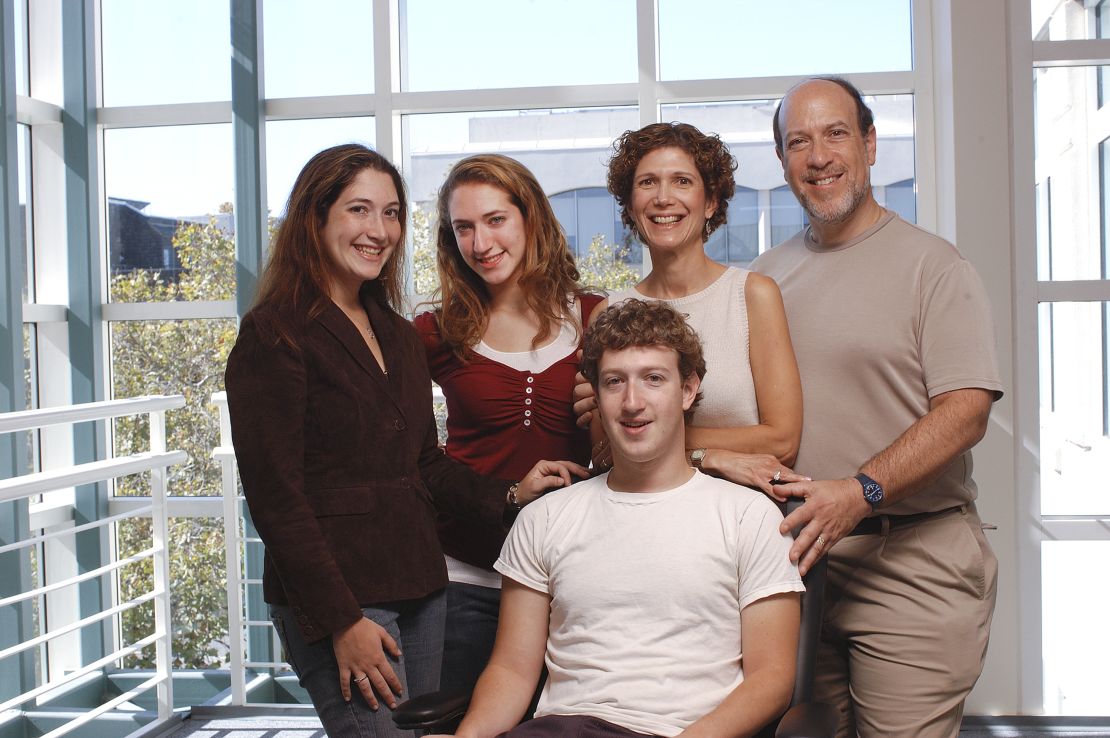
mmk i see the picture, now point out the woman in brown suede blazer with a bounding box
[225,144,584,737]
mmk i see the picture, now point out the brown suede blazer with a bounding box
[225,289,510,643]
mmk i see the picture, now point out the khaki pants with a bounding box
[815,505,998,738]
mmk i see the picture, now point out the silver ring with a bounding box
[353,675,369,684]
[815,534,826,547]
[772,471,781,482]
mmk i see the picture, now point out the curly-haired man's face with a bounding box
[629,147,717,254]
[596,344,699,472]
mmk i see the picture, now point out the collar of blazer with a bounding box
[314,292,404,406]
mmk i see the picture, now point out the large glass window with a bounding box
[658,0,912,81]
[266,117,376,218]
[263,0,374,99]
[1034,0,1099,40]
[400,0,637,91]
[1034,66,1108,281]
[103,125,233,300]
[1042,541,1110,714]
[1038,302,1110,515]
[100,0,230,107]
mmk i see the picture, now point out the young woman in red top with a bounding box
[413,154,602,695]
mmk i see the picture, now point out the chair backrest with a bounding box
[792,556,828,706]
[783,497,827,706]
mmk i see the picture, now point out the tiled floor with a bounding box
[162,708,323,737]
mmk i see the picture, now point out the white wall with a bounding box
[932,0,1021,715]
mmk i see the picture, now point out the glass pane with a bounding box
[23,324,36,472]
[882,179,917,223]
[549,187,635,264]
[1038,302,1110,515]
[662,96,916,252]
[18,124,31,302]
[703,186,759,268]
[103,125,233,301]
[14,0,28,96]
[1100,2,1110,105]
[263,0,373,98]
[118,516,229,668]
[1042,541,1110,714]
[401,0,636,91]
[1034,66,1106,281]
[110,318,234,498]
[1033,0,1100,40]
[101,0,230,106]
[266,118,376,218]
[659,0,911,81]
[403,107,640,294]
[770,186,807,246]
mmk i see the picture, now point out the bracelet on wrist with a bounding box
[507,482,522,510]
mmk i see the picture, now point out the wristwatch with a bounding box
[689,448,707,470]
[854,473,884,509]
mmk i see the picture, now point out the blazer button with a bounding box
[297,615,309,624]
[393,419,406,431]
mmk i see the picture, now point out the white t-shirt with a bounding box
[495,470,803,738]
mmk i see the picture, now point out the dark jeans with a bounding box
[498,715,660,738]
[441,581,501,694]
[271,591,446,737]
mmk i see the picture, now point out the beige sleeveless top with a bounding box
[608,267,759,427]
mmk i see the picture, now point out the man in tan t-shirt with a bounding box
[751,77,1003,737]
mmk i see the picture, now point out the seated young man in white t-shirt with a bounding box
[436,299,803,738]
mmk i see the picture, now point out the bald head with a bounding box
[773,77,874,156]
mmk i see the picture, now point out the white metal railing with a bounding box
[0,395,187,737]
[212,391,291,706]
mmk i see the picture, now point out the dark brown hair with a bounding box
[431,154,582,358]
[581,299,706,412]
[606,122,736,241]
[252,144,408,347]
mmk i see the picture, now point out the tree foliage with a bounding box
[577,234,639,292]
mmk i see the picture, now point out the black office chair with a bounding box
[394,500,837,738]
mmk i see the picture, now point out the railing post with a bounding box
[148,409,174,720]
[213,392,246,705]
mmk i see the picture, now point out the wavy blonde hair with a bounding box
[431,154,582,359]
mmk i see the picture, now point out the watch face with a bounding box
[856,473,884,507]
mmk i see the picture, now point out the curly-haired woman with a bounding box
[582,122,806,496]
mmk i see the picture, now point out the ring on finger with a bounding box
[815,534,826,547]
[772,470,781,482]
[353,675,369,684]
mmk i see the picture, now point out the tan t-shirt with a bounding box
[752,210,1003,515]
